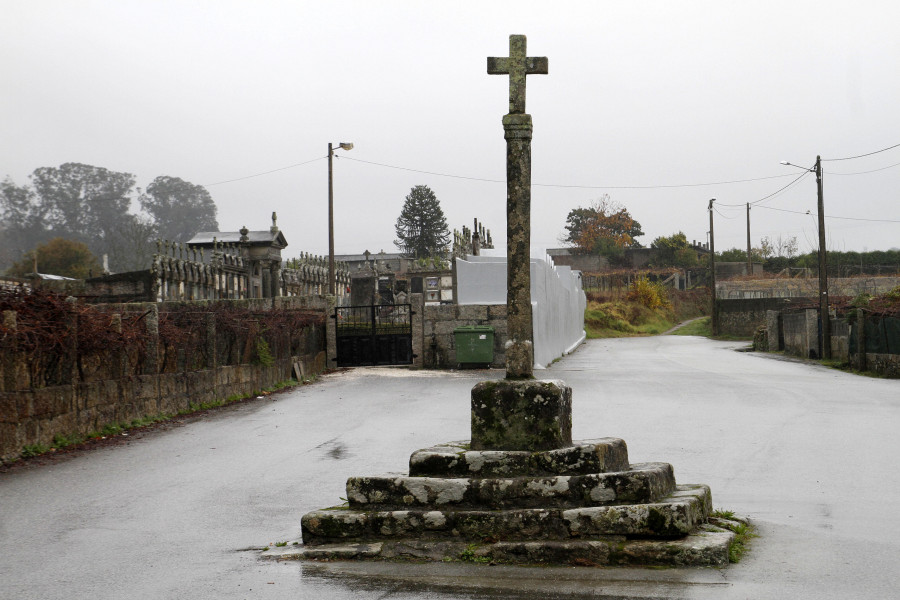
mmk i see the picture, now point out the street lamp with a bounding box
[781,156,830,359]
[328,142,354,296]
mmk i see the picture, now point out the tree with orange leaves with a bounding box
[562,195,643,260]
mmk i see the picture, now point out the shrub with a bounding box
[626,276,672,310]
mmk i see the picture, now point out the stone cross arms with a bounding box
[487,35,548,115]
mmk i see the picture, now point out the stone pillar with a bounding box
[325,294,337,369]
[205,312,217,370]
[143,304,159,375]
[271,261,282,298]
[410,293,424,369]
[766,310,783,352]
[110,313,126,379]
[805,308,819,359]
[504,113,535,379]
[488,33,547,379]
[856,308,867,371]
[2,311,17,392]
[63,297,78,384]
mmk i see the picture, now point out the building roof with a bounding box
[188,230,287,248]
[335,252,407,262]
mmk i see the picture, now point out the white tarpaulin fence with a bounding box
[455,255,586,369]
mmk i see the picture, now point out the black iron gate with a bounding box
[334,303,413,367]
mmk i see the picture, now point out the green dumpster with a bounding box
[454,325,495,365]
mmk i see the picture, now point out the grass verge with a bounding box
[584,300,675,338]
[667,317,712,337]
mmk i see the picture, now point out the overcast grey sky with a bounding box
[2,1,899,258]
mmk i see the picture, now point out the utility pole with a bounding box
[815,155,831,359]
[708,199,718,336]
[327,141,354,297]
[327,143,336,296]
[746,203,752,276]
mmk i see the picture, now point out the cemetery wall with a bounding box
[84,271,156,303]
[0,295,329,464]
[423,304,509,368]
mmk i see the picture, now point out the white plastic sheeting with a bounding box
[455,255,586,369]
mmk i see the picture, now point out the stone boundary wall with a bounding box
[766,308,900,377]
[423,304,509,369]
[1,295,330,463]
[716,297,803,337]
[717,276,900,300]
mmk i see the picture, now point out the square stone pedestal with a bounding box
[471,379,572,451]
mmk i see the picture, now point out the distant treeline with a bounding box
[1,163,218,273]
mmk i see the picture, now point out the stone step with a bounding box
[408,438,629,478]
[268,520,735,567]
[302,484,711,545]
[347,462,675,510]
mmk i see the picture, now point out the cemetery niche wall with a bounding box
[81,213,350,304]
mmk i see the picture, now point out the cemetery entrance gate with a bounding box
[334,303,413,367]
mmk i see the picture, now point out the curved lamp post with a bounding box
[328,142,354,296]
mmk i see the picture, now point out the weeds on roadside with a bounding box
[17,377,304,461]
[457,543,491,564]
[711,509,757,563]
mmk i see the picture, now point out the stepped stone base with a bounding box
[348,462,675,509]
[409,438,629,478]
[304,485,710,543]
[280,434,735,568]
[265,521,735,566]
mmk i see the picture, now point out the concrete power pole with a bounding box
[709,199,718,336]
[746,203,752,276]
[815,156,831,359]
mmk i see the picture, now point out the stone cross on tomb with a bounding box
[487,34,547,380]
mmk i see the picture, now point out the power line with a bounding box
[713,206,736,219]
[341,156,504,184]
[822,142,900,162]
[715,170,811,208]
[826,160,900,176]
[755,204,900,223]
[204,155,326,187]
[750,170,812,206]
[340,155,798,190]
[200,143,900,190]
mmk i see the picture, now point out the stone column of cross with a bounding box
[488,34,548,379]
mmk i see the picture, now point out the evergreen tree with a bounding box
[394,185,450,259]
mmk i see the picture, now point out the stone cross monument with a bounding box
[467,34,570,453]
[488,34,547,380]
[290,34,735,567]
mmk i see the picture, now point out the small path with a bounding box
[662,315,706,334]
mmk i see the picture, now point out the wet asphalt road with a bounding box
[1,335,899,599]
